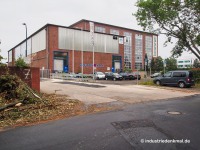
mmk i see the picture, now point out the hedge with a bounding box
[192,69,200,83]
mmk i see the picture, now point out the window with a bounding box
[95,26,106,33]
[124,32,132,69]
[135,62,142,69]
[145,36,152,62]
[153,35,157,57]
[173,72,186,77]
[184,60,190,63]
[164,72,172,77]
[135,34,143,69]
[178,65,183,68]
[110,29,119,35]
[178,61,183,63]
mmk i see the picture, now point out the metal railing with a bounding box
[40,69,51,78]
[50,73,95,81]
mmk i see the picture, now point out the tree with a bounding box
[165,57,177,71]
[15,57,28,68]
[135,0,200,60]
[193,58,200,68]
[150,57,156,72]
[151,56,163,72]
[0,54,6,67]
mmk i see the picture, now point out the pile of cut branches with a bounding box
[0,74,41,111]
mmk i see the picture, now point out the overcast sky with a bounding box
[0,0,195,63]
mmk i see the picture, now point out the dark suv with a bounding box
[153,70,195,88]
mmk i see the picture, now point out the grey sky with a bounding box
[0,0,195,63]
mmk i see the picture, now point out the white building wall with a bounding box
[177,59,193,68]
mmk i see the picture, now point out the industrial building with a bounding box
[8,19,158,74]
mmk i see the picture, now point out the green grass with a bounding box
[139,80,155,86]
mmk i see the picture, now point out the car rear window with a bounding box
[173,72,186,77]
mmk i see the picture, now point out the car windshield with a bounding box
[120,73,127,75]
[113,73,119,75]
[97,72,104,75]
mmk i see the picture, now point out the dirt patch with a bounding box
[0,93,119,131]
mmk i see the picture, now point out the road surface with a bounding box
[40,79,199,105]
[0,94,200,150]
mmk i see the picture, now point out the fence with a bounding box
[50,73,95,81]
[40,69,51,78]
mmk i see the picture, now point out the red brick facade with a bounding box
[8,20,158,74]
[70,20,158,70]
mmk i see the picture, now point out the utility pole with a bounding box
[22,23,27,57]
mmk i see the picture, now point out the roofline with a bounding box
[8,24,48,52]
[8,23,124,52]
[69,19,158,36]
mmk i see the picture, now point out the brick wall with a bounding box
[48,26,59,71]
[0,67,40,92]
[31,49,47,69]
[71,20,157,71]
[49,25,124,74]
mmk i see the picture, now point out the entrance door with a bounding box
[114,62,120,70]
[54,59,63,72]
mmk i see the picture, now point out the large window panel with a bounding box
[135,34,143,69]
[124,32,132,69]
[153,35,158,57]
[32,29,46,53]
[58,27,119,54]
[145,36,152,62]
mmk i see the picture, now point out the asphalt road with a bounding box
[0,95,200,150]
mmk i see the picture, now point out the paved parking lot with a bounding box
[41,79,199,105]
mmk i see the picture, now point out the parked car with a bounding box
[150,72,161,78]
[131,72,141,80]
[153,70,195,88]
[119,72,136,80]
[105,72,123,81]
[94,72,105,80]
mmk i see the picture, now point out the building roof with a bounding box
[8,23,124,52]
[69,19,158,36]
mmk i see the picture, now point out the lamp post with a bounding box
[22,23,27,57]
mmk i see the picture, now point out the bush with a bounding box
[15,57,28,68]
[192,70,200,83]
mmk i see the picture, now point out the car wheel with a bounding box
[156,80,161,86]
[113,78,116,81]
[178,82,185,88]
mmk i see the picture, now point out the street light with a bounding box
[22,23,27,57]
